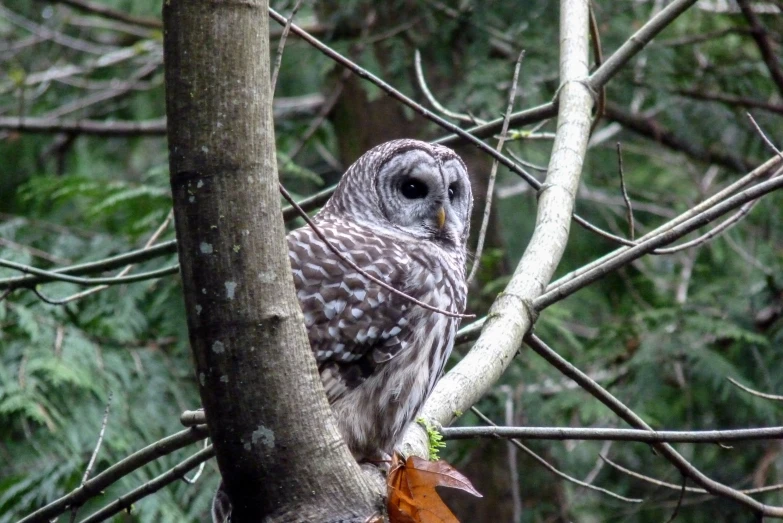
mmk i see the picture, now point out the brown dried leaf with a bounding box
[406,456,483,498]
[387,454,481,523]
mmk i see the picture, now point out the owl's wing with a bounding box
[288,223,426,402]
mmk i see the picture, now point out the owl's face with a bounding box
[373,144,472,247]
[320,140,473,249]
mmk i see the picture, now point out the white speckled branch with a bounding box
[401,0,594,458]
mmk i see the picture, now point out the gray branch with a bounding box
[401,0,595,459]
[442,425,783,443]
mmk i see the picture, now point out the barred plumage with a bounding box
[213,139,472,522]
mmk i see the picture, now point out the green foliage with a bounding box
[2,0,783,521]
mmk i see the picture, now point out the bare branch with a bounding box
[414,49,482,125]
[728,377,783,402]
[659,27,751,47]
[19,426,208,523]
[266,6,639,251]
[737,0,783,96]
[469,407,641,503]
[402,0,595,459]
[80,393,113,485]
[525,334,783,516]
[0,237,70,264]
[270,0,303,93]
[38,211,174,305]
[0,116,167,136]
[69,393,113,523]
[616,142,635,240]
[601,454,783,496]
[653,200,758,255]
[78,446,215,523]
[664,475,688,523]
[673,88,783,116]
[467,50,525,284]
[604,101,753,172]
[0,4,118,55]
[441,425,783,443]
[536,169,783,310]
[747,112,783,158]
[182,439,210,485]
[0,258,179,286]
[0,96,324,136]
[438,0,700,147]
[0,187,334,292]
[35,0,163,29]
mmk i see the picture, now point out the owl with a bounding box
[213,139,472,521]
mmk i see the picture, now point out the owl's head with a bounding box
[323,140,473,248]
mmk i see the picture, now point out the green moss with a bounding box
[416,417,446,461]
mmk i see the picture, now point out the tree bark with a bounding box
[162,1,380,521]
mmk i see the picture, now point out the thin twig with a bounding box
[0,4,118,55]
[547,154,783,298]
[441,425,783,443]
[737,0,783,97]
[671,87,783,116]
[69,392,113,523]
[525,334,783,516]
[583,441,613,485]
[616,142,635,240]
[0,116,167,136]
[270,0,303,94]
[467,50,525,285]
[38,212,174,305]
[664,475,688,523]
[499,386,522,523]
[18,426,209,523]
[441,0,700,148]
[414,49,481,125]
[0,237,70,264]
[288,78,346,159]
[469,407,642,503]
[588,2,605,134]
[601,455,706,494]
[36,0,162,29]
[267,7,643,250]
[535,170,783,310]
[181,438,210,485]
[278,183,474,319]
[747,112,783,159]
[77,446,215,523]
[601,454,783,496]
[728,377,783,402]
[0,188,334,291]
[653,200,757,255]
[0,258,179,286]
[81,392,113,485]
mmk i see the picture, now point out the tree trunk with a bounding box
[162,1,380,521]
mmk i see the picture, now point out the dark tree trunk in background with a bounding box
[162,1,379,521]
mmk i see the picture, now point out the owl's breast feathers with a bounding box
[286,218,466,458]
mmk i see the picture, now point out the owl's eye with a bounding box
[400,179,428,199]
[448,183,458,201]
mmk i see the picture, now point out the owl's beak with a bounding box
[436,207,446,230]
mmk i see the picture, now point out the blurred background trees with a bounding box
[1,0,782,521]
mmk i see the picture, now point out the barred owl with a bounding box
[213,139,472,522]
